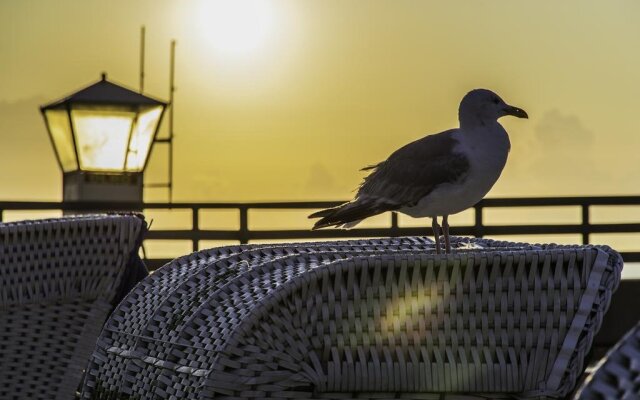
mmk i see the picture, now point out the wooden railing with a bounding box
[1,196,640,269]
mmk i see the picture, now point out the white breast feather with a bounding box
[400,125,510,218]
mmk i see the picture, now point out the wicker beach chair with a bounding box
[0,213,148,400]
[81,237,622,399]
[573,319,640,399]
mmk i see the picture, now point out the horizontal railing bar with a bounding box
[144,223,640,240]
[145,259,174,270]
[144,183,171,188]
[464,223,640,235]
[146,230,240,240]
[3,196,640,210]
[622,252,640,262]
[0,201,341,210]
[481,196,640,207]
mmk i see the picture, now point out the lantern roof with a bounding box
[41,73,167,110]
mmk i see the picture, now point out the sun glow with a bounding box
[196,0,276,58]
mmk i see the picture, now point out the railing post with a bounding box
[390,212,399,236]
[581,203,590,244]
[474,203,484,238]
[239,206,249,244]
[191,207,199,252]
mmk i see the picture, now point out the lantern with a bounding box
[41,73,167,204]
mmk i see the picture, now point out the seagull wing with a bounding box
[357,129,470,207]
[309,129,470,229]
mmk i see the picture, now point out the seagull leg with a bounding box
[431,217,441,254]
[443,215,451,254]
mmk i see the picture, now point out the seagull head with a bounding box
[459,89,528,127]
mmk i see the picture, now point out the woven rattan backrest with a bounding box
[82,238,622,400]
[0,213,147,400]
[574,319,640,399]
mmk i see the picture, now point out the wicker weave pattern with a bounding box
[82,238,622,399]
[0,214,147,400]
[574,320,640,399]
[85,238,438,396]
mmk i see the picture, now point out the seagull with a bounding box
[308,89,528,253]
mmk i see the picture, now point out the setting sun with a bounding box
[195,0,276,58]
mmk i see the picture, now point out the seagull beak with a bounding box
[504,105,528,119]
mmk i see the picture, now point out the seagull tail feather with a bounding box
[308,199,394,230]
[308,204,345,219]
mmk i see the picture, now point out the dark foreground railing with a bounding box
[1,196,640,269]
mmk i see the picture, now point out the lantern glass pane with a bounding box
[125,105,163,171]
[71,108,136,171]
[45,109,78,171]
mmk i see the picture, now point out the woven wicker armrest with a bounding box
[573,319,640,399]
[0,213,148,400]
[82,238,622,400]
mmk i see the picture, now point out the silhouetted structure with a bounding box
[40,73,167,205]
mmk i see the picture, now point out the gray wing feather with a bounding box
[357,129,470,207]
[308,129,470,229]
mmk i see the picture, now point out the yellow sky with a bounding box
[2,0,640,203]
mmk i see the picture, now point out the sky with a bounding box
[2,0,640,203]
[3,0,640,262]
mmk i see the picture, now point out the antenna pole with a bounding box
[139,26,146,93]
[168,39,176,203]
